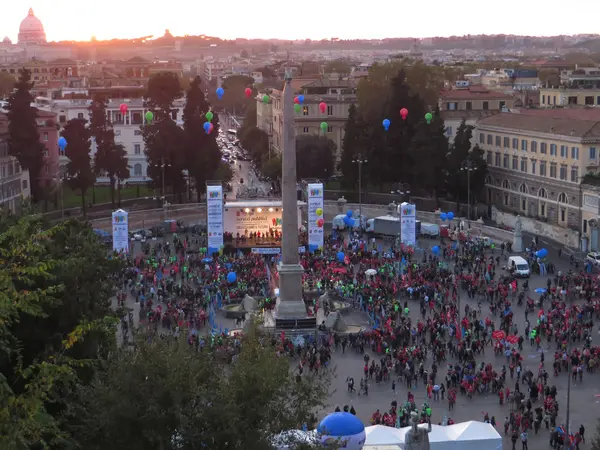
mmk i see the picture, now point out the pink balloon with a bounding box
[319,102,327,113]
[120,103,128,114]
[400,108,408,120]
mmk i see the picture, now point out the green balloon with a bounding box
[262,94,269,104]
[320,121,328,131]
[425,112,433,123]
[206,111,213,122]
[145,111,154,123]
[294,104,301,113]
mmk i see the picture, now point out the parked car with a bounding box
[586,252,600,266]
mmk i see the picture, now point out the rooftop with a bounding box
[440,110,499,121]
[300,79,356,89]
[518,107,600,121]
[477,112,600,139]
[440,88,514,100]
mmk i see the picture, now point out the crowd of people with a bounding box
[112,224,599,449]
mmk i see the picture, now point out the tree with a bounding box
[61,118,95,217]
[339,104,362,188]
[238,102,257,140]
[240,127,270,167]
[0,72,15,98]
[65,327,331,450]
[262,153,282,180]
[143,72,186,199]
[296,135,335,180]
[88,95,129,209]
[214,160,234,184]
[323,59,351,75]
[409,108,448,202]
[446,120,473,210]
[182,76,222,199]
[5,69,46,202]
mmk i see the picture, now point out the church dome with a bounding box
[2,36,11,45]
[18,8,46,45]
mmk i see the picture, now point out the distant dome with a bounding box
[18,8,46,45]
[2,36,11,45]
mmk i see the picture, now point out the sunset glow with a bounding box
[1,0,600,42]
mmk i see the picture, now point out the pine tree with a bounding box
[182,76,221,199]
[6,69,46,202]
[447,120,473,210]
[61,118,95,217]
[88,95,129,209]
[340,104,361,189]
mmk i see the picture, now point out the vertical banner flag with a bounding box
[112,209,129,252]
[206,185,224,254]
[307,183,324,252]
[400,202,416,247]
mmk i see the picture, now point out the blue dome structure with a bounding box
[318,412,365,436]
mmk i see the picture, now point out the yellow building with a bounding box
[476,111,600,230]
[259,79,357,164]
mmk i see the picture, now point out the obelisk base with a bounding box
[275,263,316,330]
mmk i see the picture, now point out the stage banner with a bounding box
[112,209,129,253]
[206,185,224,254]
[400,202,416,247]
[307,183,324,252]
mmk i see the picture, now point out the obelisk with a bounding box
[276,69,309,321]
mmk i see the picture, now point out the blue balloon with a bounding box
[298,95,305,104]
[440,212,447,221]
[348,218,355,227]
[58,137,67,150]
[337,251,345,263]
[432,245,440,255]
[346,210,353,218]
[227,272,237,283]
[536,248,548,258]
[203,121,211,132]
[447,212,455,221]
[216,87,224,99]
[382,118,390,131]
[318,412,365,437]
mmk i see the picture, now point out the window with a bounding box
[519,183,527,193]
[487,135,493,145]
[134,164,142,176]
[43,132,48,141]
[132,112,142,124]
[540,143,547,154]
[503,154,509,168]
[77,113,84,119]
[559,165,567,180]
[521,140,527,151]
[550,144,557,156]
[303,127,309,133]
[550,163,557,178]
[486,151,492,164]
[571,166,579,182]
[495,136,501,147]
[512,138,518,149]
[499,101,506,109]
[327,105,333,115]
[512,156,518,170]
[446,127,453,137]
[597,96,600,105]
[558,192,568,204]
[584,219,588,234]
[540,202,546,217]
[59,115,66,123]
[560,208,566,223]
[585,96,594,105]
[171,111,177,120]
[571,147,579,160]
[483,101,489,110]
[520,158,528,172]
[22,180,27,190]
[302,106,309,116]
[542,95,546,104]
[327,126,333,133]
[503,137,510,148]
[43,149,48,157]
[134,144,141,155]
[531,141,537,153]
[502,179,510,189]
[479,133,485,144]
[503,193,509,206]
[466,101,472,110]
[560,145,568,158]
[540,161,547,176]
[495,152,501,166]
[538,187,548,199]
[521,198,527,212]
[568,96,578,105]
[531,160,536,174]
[591,147,597,159]
[134,130,142,136]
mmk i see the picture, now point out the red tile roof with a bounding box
[518,107,600,121]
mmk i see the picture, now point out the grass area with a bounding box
[34,185,154,212]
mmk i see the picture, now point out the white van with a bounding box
[508,256,530,278]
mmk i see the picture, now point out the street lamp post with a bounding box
[461,160,476,228]
[156,157,171,220]
[352,155,367,221]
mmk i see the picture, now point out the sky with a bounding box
[2,1,600,42]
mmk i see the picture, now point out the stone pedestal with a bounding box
[513,232,523,252]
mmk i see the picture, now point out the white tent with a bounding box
[395,421,502,450]
[364,425,404,449]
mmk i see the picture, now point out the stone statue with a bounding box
[405,412,431,450]
[514,215,523,237]
[512,215,523,252]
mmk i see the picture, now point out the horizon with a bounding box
[2,1,600,44]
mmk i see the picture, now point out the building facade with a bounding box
[439,83,515,112]
[0,112,30,214]
[36,109,60,186]
[477,112,600,231]
[539,87,600,108]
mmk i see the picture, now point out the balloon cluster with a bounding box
[535,248,548,259]
[58,137,67,151]
[315,207,324,228]
[343,210,356,228]
[439,211,454,222]
[432,245,441,256]
[203,111,215,134]
[293,95,305,113]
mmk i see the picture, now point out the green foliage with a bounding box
[89,95,130,209]
[62,118,96,217]
[323,59,351,75]
[296,135,336,180]
[182,76,222,197]
[145,72,183,121]
[6,68,46,202]
[339,104,361,188]
[214,160,234,183]
[240,127,270,167]
[0,71,15,98]
[65,327,331,450]
[262,153,282,180]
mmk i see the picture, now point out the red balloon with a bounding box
[244,88,252,98]
[294,96,299,104]
[319,102,327,113]
[120,103,128,114]
[400,108,408,120]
